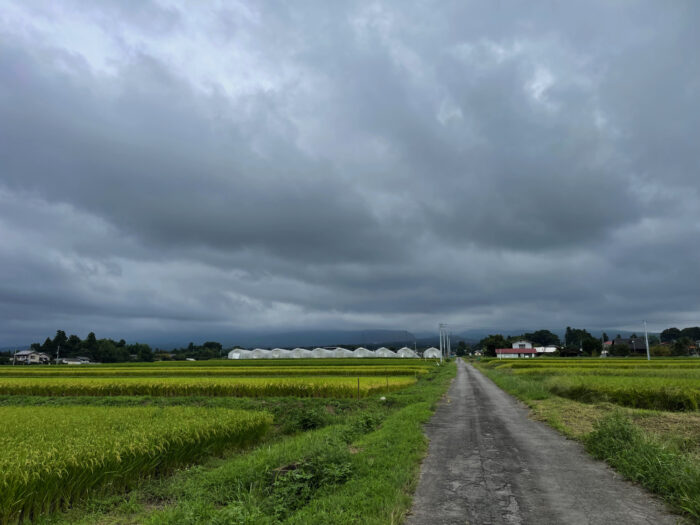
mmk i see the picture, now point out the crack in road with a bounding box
[406,359,680,525]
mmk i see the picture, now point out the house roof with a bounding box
[495,348,537,354]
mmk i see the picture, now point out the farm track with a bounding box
[407,359,679,525]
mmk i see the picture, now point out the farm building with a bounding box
[14,350,51,364]
[495,348,537,359]
[58,357,91,365]
[511,340,533,349]
[423,347,441,359]
[375,347,397,358]
[397,347,419,358]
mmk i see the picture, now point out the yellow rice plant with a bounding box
[0,406,271,524]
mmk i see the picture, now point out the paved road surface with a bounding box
[407,359,679,525]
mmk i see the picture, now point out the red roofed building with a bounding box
[495,348,537,359]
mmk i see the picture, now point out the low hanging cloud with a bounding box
[0,0,698,345]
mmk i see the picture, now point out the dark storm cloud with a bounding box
[0,0,698,345]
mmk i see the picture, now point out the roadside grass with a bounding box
[472,358,700,521]
[35,361,455,524]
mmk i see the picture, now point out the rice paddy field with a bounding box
[0,357,453,524]
[479,358,700,411]
[474,357,700,520]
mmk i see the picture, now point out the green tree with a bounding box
[478,334,507,357]
[522,330,560,346]
[672,337,693,356]
[660,327,681,343]
[610,343,630,356]
[680,327,700,341]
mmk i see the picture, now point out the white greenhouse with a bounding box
[290,348,313,358]
[228,349,253,360]
[353,347,374,358]
[423,347,441,359]
[397,347,419,358]
[332,347,354,358]
[250,348,272,359]
[375,347,397,358]
[311,347,333,358]
[270,348,292,359]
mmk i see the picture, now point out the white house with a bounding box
[534,346,558,354]
[511,340,533,349]
[14,350,50,364]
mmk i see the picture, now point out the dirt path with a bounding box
[406,359,679,525]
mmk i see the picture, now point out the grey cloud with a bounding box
[0,1,698,345]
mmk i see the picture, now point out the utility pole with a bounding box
[438,323,450,363]
[644,321,651,361]
[56,345,60,365]
[12,348,16,366]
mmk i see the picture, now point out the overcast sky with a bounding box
[1,1,698,345]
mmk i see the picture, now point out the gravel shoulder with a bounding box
[406,359,680,525]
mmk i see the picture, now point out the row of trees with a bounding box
[9,331,231,363]
[471,326,700,357]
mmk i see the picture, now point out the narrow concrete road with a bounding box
[407,359,679,525]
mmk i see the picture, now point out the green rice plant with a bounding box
[544,375,700,411]
[0,406,271,524]
[0,376,416,398]
[513,367,700,380]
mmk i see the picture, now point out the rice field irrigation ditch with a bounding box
[0,357,454,524]
[474,357,700,520]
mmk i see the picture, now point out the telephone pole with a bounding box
[644,321,651,361]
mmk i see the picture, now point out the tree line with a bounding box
[462,326,700,358]
[0,331,231,364]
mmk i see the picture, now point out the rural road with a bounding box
[407,359,679,525]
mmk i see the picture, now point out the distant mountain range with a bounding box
[0,327,660,353]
